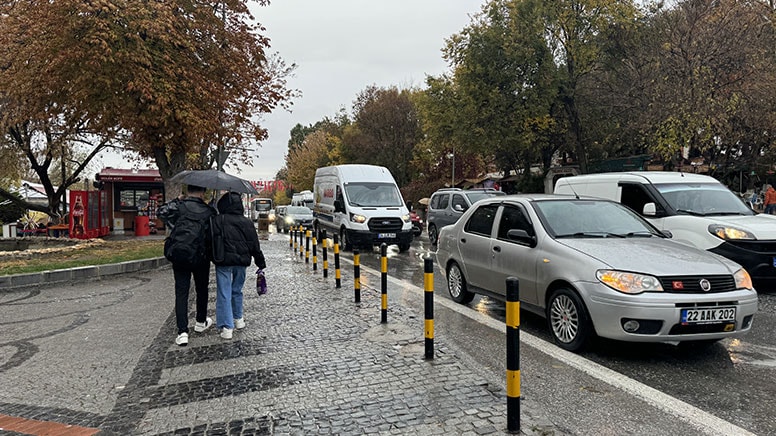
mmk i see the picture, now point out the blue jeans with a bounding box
[215,265,247,330]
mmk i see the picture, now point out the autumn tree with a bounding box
[1,0,295,203]
[339,85,421,186]
[285,130,341,191]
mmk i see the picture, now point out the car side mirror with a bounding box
[507,229,536,247]
[453,204,464,212]
[642,202,657,216]
[661,229,673,238]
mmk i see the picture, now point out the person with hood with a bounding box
[211,191,267,339]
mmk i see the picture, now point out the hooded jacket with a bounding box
[211,192,267,268]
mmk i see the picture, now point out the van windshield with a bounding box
[344,182,404,207]
[655,183,754,216]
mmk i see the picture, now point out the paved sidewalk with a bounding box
[0,233,557,435]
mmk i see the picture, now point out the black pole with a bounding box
[305,229,310,264]
[312,232,318,272]
[380,243,387,323]
[506,277,521,433]
[353,248,361,303]
[298,226,304,259]
[289,225,293,249]
[334,234,341,288]
[424,255,434,360]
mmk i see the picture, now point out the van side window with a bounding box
[497,205,534,241]
[452,194,468,211]
[620,184,655,215]
[464,204,498,236]
[433,194,449,210]
[336,186,344,205]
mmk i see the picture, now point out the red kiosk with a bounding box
[69,190,110,239]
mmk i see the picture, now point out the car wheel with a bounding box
[547,288,594,352]
[447,262,475,304]
[340,228,353,251]
[428,224,438,245]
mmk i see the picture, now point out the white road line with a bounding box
[342,257,756,436]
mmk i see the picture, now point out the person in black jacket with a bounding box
[159,185,217,347]
[211,191,267,339]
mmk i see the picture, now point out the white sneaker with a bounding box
[194,317,213,333]
[175,332,188,346]
[220,328,233,340]
[234,318,246,330]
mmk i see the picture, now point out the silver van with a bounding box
[427,188,505,244]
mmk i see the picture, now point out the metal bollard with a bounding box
[333,234,341,288]
[312,232,318,272]
[292,226,298,252]
[353,248,361,303]
[424,255,434,360]
[380,243,388,324]
[322,230,328,278]
[305,230,311,264]
[289,225,294,249]
[299,227,304,259]
[506,277,521,433]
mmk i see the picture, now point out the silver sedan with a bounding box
[435,194,759,352]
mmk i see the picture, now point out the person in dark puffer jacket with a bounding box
[211,191,267,340]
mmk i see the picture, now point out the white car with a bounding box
[435,194,758,352]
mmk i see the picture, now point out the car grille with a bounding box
[724,239,776,253]
[367,217,404,232]
[657,275,736,293]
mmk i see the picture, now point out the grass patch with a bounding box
[0,239,165,276]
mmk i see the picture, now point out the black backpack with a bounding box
[164,208,210,268]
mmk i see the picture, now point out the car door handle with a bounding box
[493,246,501,252]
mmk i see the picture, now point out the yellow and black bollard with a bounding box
[333,234,341,288]
[305,229,311,264]
[321,230,328,278]
[424,255,434,360]
[312,231,318,272]
[353,248,361,303]
[380,243,388,324]
[289,225,294,249]
[506,277,521,433]
[299,227,304,259]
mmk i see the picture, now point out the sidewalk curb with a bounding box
[0,257,170,290]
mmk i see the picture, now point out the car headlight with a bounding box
[596,270,664,294]
[285,217,293,224]
[350,213,366,224]
[401,214,410,223]
[708,224,755,240]
[734,268,753,290]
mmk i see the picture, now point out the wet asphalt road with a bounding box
[337,229,776,436]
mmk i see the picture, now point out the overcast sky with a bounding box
[97,1,486,183]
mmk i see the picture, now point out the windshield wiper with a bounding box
[675,209,705,216]
[624,231,655,238]
[556,232,624,238]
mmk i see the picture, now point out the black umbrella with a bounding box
[170,169,259,194]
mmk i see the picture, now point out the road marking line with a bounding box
[347,259,755,436]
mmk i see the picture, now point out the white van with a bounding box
[554,171,776,288]
[291,190,314,208]
[313,164,413,252]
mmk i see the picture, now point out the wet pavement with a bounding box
[0,232,557,435]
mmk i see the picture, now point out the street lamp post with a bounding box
[447,152,455,187]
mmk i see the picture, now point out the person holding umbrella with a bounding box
[210,191,267,339]
[159,184,217,346]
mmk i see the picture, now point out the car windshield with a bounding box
[534,199,659,238]
[286,206,312,215]
[464,190,506,204]
[344,182,403,207]
[654,183,753,216]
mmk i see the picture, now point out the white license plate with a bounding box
[378,233,396,239]
[681,307,736,325]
